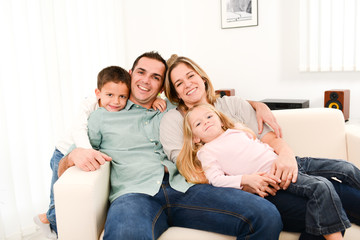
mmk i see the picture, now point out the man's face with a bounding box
[129,57,165,109]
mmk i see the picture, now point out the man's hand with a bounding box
[58,148,112,177]
[249,101,282,138]
[71,148,112,171]
[241,172,281,198]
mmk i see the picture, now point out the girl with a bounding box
[179,103,360,240]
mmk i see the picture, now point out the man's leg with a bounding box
[103,192,169,240]
[169,184,282,240]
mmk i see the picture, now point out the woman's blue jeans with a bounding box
[46,148,64,234]
[103,174,283,240]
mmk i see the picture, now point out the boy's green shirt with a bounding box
[88,100,192,203]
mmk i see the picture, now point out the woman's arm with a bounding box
[248,100,282,138]
[261,131,298,189]
[159,109,184,163]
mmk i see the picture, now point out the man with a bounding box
[58,51,282,239]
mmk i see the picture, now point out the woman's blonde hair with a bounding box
[177,103,236,184]
[164,54,219,112]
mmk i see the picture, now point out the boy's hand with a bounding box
[152,97,167,112]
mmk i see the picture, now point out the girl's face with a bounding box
[170,63,208,108]
[188,107,224,144]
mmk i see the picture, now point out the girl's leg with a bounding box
[286,173,350,236]
[296,157,360,190]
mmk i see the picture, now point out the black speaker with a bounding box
[215,89,235,97]
[324,89,350,121]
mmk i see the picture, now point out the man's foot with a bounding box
[33,215,57,239]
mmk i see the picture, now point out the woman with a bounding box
[159,54,360,238]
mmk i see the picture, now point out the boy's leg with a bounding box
[169,184,282,240]
[286,173,350,235]
[46,148,64,234]
[103,192,169,240]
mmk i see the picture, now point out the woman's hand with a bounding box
[241,172,281,198]
[248,101,282,138]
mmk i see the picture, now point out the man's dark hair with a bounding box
[131,51,168,77]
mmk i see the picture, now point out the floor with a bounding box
[23,229,54,240]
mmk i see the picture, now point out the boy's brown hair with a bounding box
[97,66,131,90]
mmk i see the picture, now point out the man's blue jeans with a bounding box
[103,174,283,240]
[46,148,64,234]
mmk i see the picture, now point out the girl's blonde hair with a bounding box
[177,103,237,184]
[164,54,219,112]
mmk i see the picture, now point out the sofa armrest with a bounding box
[54,161,110,240]
[346,125,360,168]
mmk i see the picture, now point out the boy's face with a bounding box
[95,81,129,112]
[129,57,165,109]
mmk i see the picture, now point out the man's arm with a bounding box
[261,131,298,190]
[248,100,282,138]
[58,148,112,177]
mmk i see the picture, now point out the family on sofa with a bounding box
[38,51,360,240]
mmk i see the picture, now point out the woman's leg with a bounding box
[170,184,283,240]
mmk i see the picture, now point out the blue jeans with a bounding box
[46,148,64,234]
[103,174,283,240]
[267,157,360,238]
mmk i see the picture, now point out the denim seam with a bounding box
[308,170,360,189]
[151,205,167,240]
[169,203,255,236]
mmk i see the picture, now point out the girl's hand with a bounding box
[241,172,281,198]
[152,97,167,112]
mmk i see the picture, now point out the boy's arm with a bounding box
[71,97,98,149]
[152,96,167,112]
[58,108,111,177]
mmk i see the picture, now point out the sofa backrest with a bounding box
[272,108,348,161]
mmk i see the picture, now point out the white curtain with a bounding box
[0,0,125,239]
[299,0,360,72]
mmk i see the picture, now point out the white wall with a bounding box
[120,0,360,119]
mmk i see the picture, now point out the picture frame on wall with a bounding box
[221,0,258,29]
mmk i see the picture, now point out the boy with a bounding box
[34,65,166,239]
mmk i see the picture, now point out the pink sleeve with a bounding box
[197,149,243,189]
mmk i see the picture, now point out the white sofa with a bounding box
[54,108,360,240]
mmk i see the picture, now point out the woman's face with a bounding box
[170,63,208,108]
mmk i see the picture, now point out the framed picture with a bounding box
[221,0,258,29]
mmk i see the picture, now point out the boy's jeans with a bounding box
[103,174,283,240]
[46,148,64,234]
